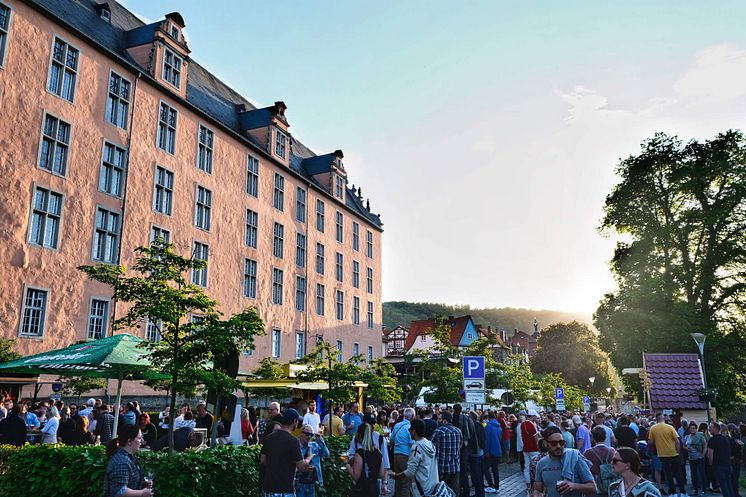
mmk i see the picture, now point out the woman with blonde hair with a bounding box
[346,423,387,497]
[41,405,60,443]
[240,408,254,442]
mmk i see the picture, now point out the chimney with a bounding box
[334,149,344,159]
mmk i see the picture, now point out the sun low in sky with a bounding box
[127,0,746,313]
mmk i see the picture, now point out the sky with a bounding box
[126,0,746,313]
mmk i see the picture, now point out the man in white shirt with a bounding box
[302,400,321,434]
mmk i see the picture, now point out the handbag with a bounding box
[413,477,455,497]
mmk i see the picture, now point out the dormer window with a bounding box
[275,129,287,159]
[100,8,111,23]
[170,25,180,40]
[335,175,345,199]
[162,49,182,88]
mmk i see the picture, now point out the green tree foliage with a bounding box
[383,301,591,332]
[365,358,402,405]
[241,358,290,404]
[59,376,107,403]
[531,321,614,394]
[0,338,20,362]
[596,131,746,409]
[79,239,265,454]
[503,354,534,407]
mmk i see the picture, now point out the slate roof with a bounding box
[26,0,382,229]
[404,315,475,351]
[643,353,708,410]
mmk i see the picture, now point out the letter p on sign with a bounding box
[463,356,485,380]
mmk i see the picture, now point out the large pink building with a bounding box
[0,1,384,376]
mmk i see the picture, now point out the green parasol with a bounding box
[0,333,165,437]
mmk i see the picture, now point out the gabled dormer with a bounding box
[301,150,347,201]
[95,2,112,23]
[237,101,292,166]
[124,12,190,98]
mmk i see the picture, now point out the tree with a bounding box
[0,338,20,362]
[365,358,402,405]
[531,321,614,394]
[59,376,107,404]
[241,358,291,405]
[79,239,265,454]
[596,131,746,408]
[503,354,534,408]
[297,341,366,408]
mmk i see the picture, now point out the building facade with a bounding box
[0,0,384,372]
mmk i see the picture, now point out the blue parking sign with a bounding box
[555,387,565,400]
[463,356,485,380]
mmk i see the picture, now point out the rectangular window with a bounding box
[157,102,177,154]
[245,209,258,248]
[273,222,284,259]
[352,222,360,251]
[296,187,306,222]
[316,200,324,232]
[246,155,259,197]
[315,243,324,275]
[87,299,109,340]
[353,342,360,357]
[99,141,126,197]
[353,296,360,325]
[272,328,281,358]
[315,284,325,316]
[153,166,174,215]
[296,233,306,268]
[150,225,171,244]
[191,241,208,287]
[162,48,182,88]
[273,173,285,211]
[352,261,360,289]
[367,301,374,329]
[0,3,10,67]
[29,186,63,249]
[275,129,287,159]
[272,268,284,305]
[367,267,374,294]
[106,72,131,129]
[39,114,71,176]
[197,125,214,173]
[295,276,306,312]
[146,317,162,342]
[243,258,257,298]
[335,211,344,243]
[48,37,78,102]
[335,290,344,321]
[295,331,305,360]
[195,186,212,231]
[368,346,373,362]
[335,175,345,199]
[93,207,120,263]
[335,252,343,283]
[336,340,343,362]
[20,288,47,337]
[366,230,374,258]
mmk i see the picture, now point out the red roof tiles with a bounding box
[643,353,708,410]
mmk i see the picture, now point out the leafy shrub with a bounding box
[0,436,354,496]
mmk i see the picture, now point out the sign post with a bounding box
[583,395,591,413]
[555,387,566,411]
[463,356,485,406]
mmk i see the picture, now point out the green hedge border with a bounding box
[0,436,352,497]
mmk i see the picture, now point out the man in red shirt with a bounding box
[521,410,540,486]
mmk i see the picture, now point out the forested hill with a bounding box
[383,301,593,332]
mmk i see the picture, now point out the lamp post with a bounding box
[606,386,612,408]
[589,376,596,392]
[691,332,712,423]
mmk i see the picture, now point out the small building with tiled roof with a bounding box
[405,315,481,353]
[642,353,709,421]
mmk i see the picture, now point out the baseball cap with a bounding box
[280,408,302,425]
[519,410,527,415]
[572,415,582,425]
[527,409,538,417]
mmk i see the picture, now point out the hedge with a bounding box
[0,436,353,497]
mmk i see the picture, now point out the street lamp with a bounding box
[691,332,712,423]
[589,376,596,392]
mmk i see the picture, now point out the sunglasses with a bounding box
[301,432,314,436]
[611,458,625,464]
[548,440,565,446]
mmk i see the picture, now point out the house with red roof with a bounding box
[641,352,710,421]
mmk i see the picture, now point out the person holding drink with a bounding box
[296,423,329,497]
[104,423,153,497]
[532,426,596,497]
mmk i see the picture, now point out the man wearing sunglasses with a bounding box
[533,426,597,497]
[296,423,329,497]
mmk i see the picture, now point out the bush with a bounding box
[0,436,354,497]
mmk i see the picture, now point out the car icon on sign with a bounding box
[465,382,483,389]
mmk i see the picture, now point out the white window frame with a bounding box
[19,285,48,338]
[27,184,64,250]
[145,316,162,342]
[150,225,171,244]
[92,206,121,263]
[353,342,360,358]
[335,175,345,199]
[196,124,214,174]
[99,140,126,198]
[0,2,12,69]
[157,101,178,155]
[336,340,343,362]
[335,290,344,321]
[272,328,281,358]
[105,70,131,129]
[47,35,79,103]
[38,112,72,177]
[295,331,305,360]
[86,297,110,340]
[153,165,174,216]
[368,346,374,362]
[162,47,182,89]
[275,128,287,159]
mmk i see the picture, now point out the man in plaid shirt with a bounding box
[432,411,462,496]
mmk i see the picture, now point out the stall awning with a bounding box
[241,379,369,391]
